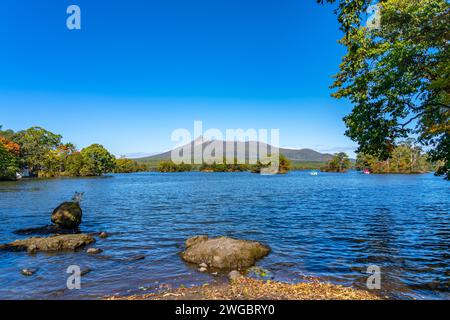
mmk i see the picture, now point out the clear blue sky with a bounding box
[0,0,358,157]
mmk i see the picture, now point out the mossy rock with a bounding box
[51,202,82,229]
[0,234,95,253]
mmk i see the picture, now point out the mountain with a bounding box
[278,147,333,162]
[134,138,334,164]
[120,152,160,159]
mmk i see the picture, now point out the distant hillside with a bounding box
[279,147,333,162]
[135,138,334,165]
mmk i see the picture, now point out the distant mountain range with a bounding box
[134,138,334,164]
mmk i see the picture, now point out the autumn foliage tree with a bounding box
[0,125,120,179]
[319,0,449,179]
[0,136,20,180]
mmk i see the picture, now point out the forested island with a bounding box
[157,154,291,174]
[0,125,147,180]
[320,142,436,174]
[355,141,433,174]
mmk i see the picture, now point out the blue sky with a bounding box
[0,0,358,157]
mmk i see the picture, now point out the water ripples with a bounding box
[0,171,449,299]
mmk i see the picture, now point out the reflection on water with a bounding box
[0,171,449,299]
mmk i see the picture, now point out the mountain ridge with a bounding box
[134,139,335,164]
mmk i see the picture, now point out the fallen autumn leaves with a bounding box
[107,277,380,301]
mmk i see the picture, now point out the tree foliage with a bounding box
[14,126,62,175]
[0,125,122,179]
[0,136,20,180]
[114,158,148,173]
[200,157,249,173]
[250,154,291,174]
[158,161,192,172]
[78,144,116,176]
[356,140,430,174]
[321,152,352,172]
[319,0,450,179]
[279,154,291,174]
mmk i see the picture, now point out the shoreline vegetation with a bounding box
[107,277,380,301]
[157,154,291,174]
[0,125,441,181]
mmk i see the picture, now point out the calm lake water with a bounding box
[0,171,449,299]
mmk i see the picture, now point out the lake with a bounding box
[0,171,449,299]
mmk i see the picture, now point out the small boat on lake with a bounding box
[310,171,318,176]
[363,169,371,175]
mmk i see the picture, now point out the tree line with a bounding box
[0,125,146,180]
[356,141,432,174]
[320,141,434,174]
[158,154,291,174]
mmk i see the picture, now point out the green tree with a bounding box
[114,158,148,173]
[65,152,84,176]
[322,152,351,173]
[158,161,192,172]
[79,144,116,176]
[356,140,430,174]
[0,125,15,140]
[250,154,290,174]
[38,143,78,177]
[319,0,449,179]
[279,154,291,174]
[13,126,62,175]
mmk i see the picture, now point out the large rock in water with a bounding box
[181,236,270,269]
[0,234,95,254]
[51,202,82,229]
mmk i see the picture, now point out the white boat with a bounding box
[310,171,318,176]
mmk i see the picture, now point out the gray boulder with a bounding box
[51,202,82,229]
[181,236,270,270]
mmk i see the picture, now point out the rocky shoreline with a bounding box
[1,197,381,300]
[107,235,379,300]
[107,277,380,300]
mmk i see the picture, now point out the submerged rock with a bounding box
[21,268,38,276]
[14,225,79,236]
[87,248,103,255]
[0,234,95,253]
[125,255,146,262]
[181,236,270,270]
[99,232,109,239]
[51,202,82,229]
[247,266,274,280]
[81,268,93,276]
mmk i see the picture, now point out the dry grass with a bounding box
[107,277,380,301]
